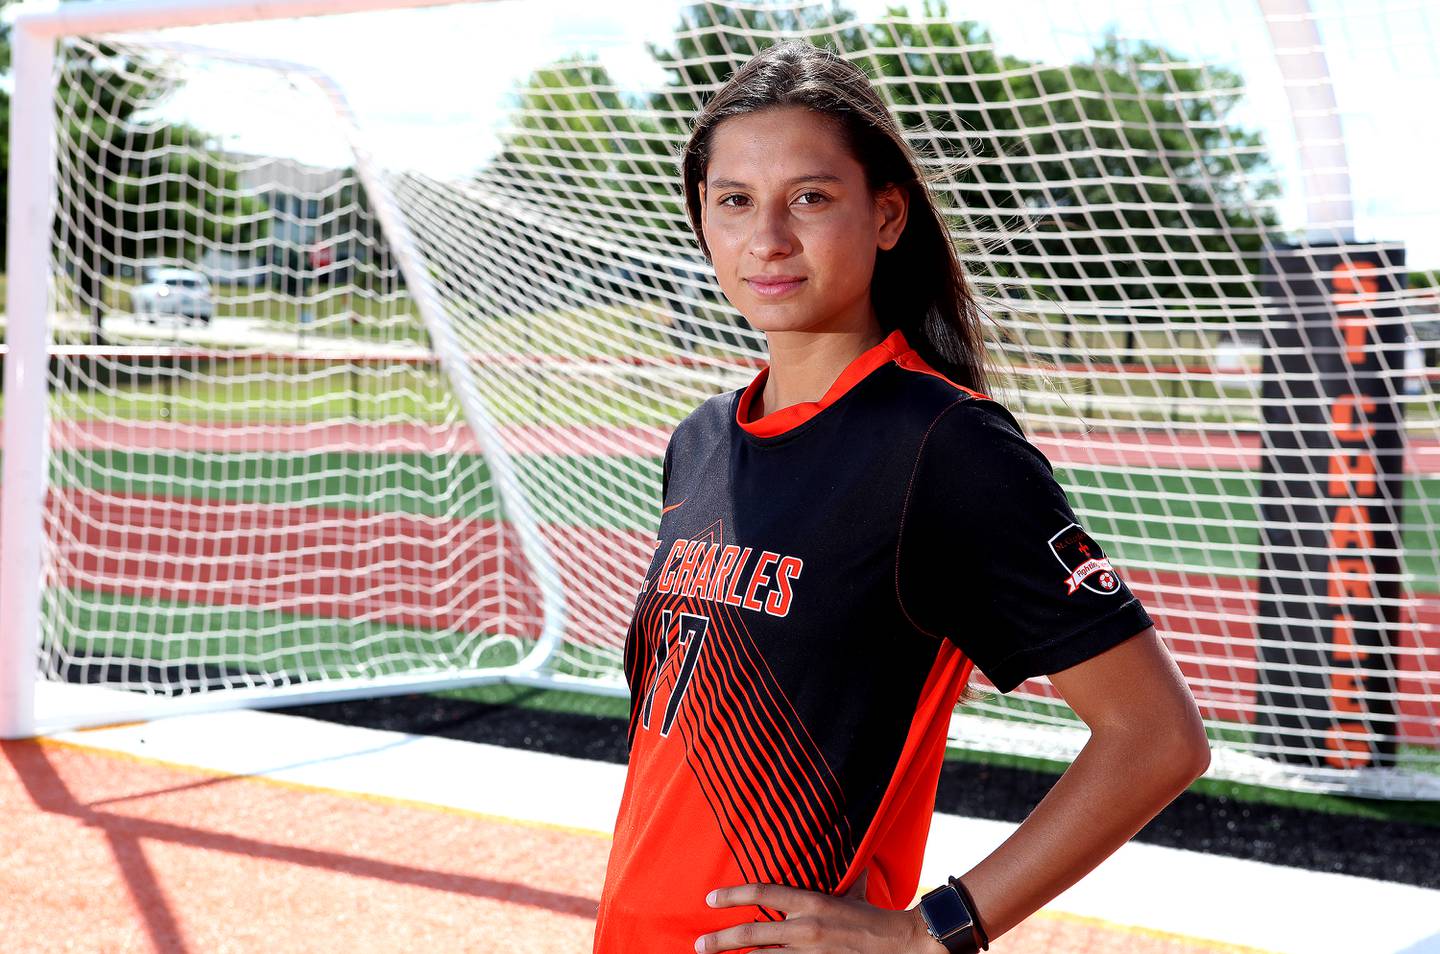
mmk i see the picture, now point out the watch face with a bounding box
[922,885,975,937]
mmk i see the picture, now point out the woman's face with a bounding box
[698,105,907,337]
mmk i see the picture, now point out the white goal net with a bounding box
[2,0,1437,799]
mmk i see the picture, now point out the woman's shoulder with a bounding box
[881,355,1029,443]
[666,388,739,449]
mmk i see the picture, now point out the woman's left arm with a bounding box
[938,623,1211,945]
[697,624,1211,953]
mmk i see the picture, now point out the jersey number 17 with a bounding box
[641,610,710,737]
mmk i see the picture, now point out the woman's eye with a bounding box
[716,192,827,207]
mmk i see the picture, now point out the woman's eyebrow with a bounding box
[708,173,844,190]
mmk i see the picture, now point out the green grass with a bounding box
[46,586,534,684]
[60,273,436,347]
[43,272,738,360]
[1065,467,1440,588]
[48,447,666,531]
[16,348,1438,437]
[7,277,1435,432]
[30,356,694,429]
[48,585,620,686]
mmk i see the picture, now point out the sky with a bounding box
[20,0,1438,267]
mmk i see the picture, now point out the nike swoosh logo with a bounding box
[662,500,685,514]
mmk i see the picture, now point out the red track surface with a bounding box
[0,740,1269,954]
[48,487,1440,745]
[49,486,647,649]
[0,739,606,953]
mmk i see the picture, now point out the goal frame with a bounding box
[1,0,1434,803]
[0,0,626,740]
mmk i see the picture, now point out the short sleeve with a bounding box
[896,398,1154,693]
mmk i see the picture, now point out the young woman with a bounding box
[592,39,1210,954]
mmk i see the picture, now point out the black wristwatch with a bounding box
[917,877,988,953]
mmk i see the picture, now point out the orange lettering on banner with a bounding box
[1322,257,1384,770]
[1324,723,1373,769]
[1327,452,1377,496]
[1328,671,1366,714]
[1331,394,1377,442]
[1332,260,1380,297]
[1330,504,1375,550]
[1326,556,1371,602]
[1336,317,1371,365]
[1332,261,1379,365]
[1329,615,1369,664]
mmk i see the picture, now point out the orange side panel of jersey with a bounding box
[592,714,753,952]
[833,640,974,909]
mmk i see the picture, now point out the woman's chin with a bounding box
[741,310,824,336]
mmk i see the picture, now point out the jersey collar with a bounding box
[735,327,914,438]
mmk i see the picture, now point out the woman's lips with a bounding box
[746,277,806,298]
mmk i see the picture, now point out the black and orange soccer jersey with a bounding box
[592,327,1153,953]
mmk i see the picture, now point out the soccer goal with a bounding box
[2,0,1437,799]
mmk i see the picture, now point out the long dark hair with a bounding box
[680,38,994,398]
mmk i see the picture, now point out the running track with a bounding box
[8,419,1439,742]
[44,484,1440,745]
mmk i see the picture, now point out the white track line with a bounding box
[49,709,1440,954]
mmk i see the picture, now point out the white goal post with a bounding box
[1,0,602,737]
[1,0,1437,800]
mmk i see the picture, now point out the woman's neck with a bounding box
[757,323,887,419]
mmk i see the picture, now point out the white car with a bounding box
[131,267,215,325]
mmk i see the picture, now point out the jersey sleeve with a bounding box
[895,398,1154,693]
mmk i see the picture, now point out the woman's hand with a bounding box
[694,869,942,953]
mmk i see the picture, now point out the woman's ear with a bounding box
[875,183,908,252]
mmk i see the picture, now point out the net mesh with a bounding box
[12,0,1439,797]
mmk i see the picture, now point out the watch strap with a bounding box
[948,876,990,950]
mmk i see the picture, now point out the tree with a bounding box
[42,37,266,344]
[473,5,860,349]
[869,2,1280,319]
[649,1,1279,334]
[477,55,678,251]
[472,0,1280,350]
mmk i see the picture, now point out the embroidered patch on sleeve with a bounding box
[1048,522,1122,596]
